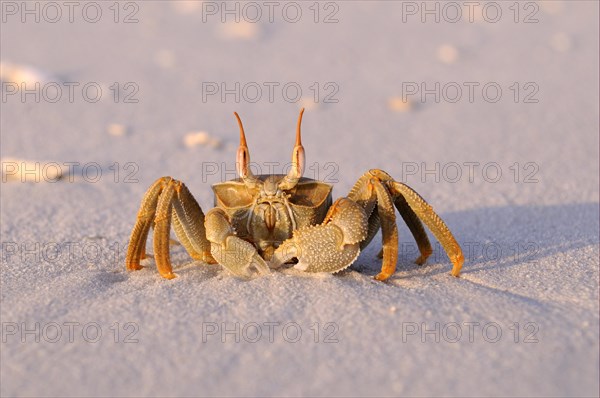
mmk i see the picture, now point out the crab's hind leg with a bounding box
[370,178,400,281]
[394,194,433,265]
[388,180,463,277]
[375,196,433,264]
[204,208,270,278]
[270,198,368,274]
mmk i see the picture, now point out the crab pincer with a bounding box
[270,198,368,274]
[205,208,271,278]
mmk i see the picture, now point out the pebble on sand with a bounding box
[171,0,202,14]
[155,49,176,69]
[388,96,412,112]
[540,1,564,15]
[107,123,128,136]
[0,62,51,84]
[551,32,571,52]
[218,21,260,40]
[184,131,222,149]
[1,158,65,182]
[437,45,459,64]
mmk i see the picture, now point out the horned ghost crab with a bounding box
[125,109,464,281]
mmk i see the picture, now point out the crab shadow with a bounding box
[356,202,599,280]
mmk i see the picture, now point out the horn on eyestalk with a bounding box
[279,108,306,190]
[234,112,260,188]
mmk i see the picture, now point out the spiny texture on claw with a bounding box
[273,198,368,274]
[292,225,361,273]
[324,198,369,244]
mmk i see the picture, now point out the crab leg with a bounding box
[350,171,433,267]
[125,177,168,271]
[394,194,432,265]
[152,179,178,279]
[347,172,408,280]
[375,197,433,263]
[388,180,463,277]
[371,178,399,281]
[126,177,215,279]
[171,182,215,264]
[172,210,199,258]
[205,208,270,278]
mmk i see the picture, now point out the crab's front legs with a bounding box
[204,208,270,278]
[270,198,369,273]
[126,177,214,279]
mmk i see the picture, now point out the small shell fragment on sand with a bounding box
[184,131,222,149]
[540,1,563,15]
[107,123,128,136]
[0,62,52,84]
[171,0,202,14]
[388,96,412,112]
[155,49,176,69]
[550,32,571,52]
[217,21,260,40]
[184,131,210,147]
[207,137,222,149]
[437,45,459,64]
[1,158,65,183]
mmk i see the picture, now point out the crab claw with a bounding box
[270,198,368,273]
[205,208,270,278]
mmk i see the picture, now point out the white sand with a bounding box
[1,2,598,397]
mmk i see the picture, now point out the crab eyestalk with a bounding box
[279,108,306,191]
[234,112,261,189]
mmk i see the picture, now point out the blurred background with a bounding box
[2,0,597,206]
[1,1,598,397]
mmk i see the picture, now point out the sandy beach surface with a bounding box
[1,1,598,396]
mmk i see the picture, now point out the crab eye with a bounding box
[288,181,332,207]
[212,181,254,208]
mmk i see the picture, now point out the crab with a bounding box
[125,109,464,281]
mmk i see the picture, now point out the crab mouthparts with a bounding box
[264,205,277,231]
